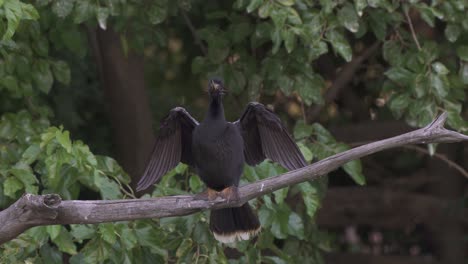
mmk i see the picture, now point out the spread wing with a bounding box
[234,102,307,170]
[136,107,198,191]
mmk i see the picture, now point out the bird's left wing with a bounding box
[136,107,198,191]
[234,102,307,171]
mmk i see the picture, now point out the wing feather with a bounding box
[136,107,198,191]
[235,102,307,171]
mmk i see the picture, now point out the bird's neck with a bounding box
[205,96,225,122]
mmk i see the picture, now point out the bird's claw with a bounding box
[195,186,239,203]
[219,186,239,203]
[195,188,219,201]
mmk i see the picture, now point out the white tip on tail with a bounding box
[213,227,261,244]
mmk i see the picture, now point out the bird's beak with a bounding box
[210,80,220,91]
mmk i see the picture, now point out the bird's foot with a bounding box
[195,188,219,201]
[219,186,239,203]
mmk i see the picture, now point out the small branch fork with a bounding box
[1,112,467,245]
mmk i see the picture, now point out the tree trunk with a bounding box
[88,27,154,185]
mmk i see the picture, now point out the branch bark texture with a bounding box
[1,113,467,245]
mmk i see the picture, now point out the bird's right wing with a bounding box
[136,107,198,191]
[234,102,307,171]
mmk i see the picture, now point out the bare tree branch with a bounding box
[1,112,467,245]
[308,41,381,121]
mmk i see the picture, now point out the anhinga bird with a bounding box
[137,78,307,243]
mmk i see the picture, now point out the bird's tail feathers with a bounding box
[210,203,260,244]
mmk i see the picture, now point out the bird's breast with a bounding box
[192,123,245,189]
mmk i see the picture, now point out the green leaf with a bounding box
[388,93,410,119]
[445,24,461,42]
[207,37,230,64]
[281,29,296,53]
[263,256,287,264]
[286,7,302,25]
[51,60,71,85]
[287,212,304,239]
[258,1,273,18]
[294,74,324,105]
[294,121,313,139]
[53,229,77,255]
[445,100,468,131]
[271,204,293,239]
[298,182,320,218]
[430,74,448,99]
[120,226,138,249]
[56,129,72,153]
[258,205,274,227]
[73,1,93,24]
[1,75,18,92]
[224,68,246,94]
[327,30,352,62]
[431,62,449,75]
[247,0,263,13]
[40,243,63,264]
[3,177,22,198]
[34,37,49,56]
[311,123,335,144]
[148,1,167,25]
[308,41,328,60]
[368,10,387,40]
[343,160,366,185]
[10,163,38,194]
[189,175,203,192]
[176,238,193,259]
[298,143,313,162]
[276,0,295,6]
[97,7,109,30]
[46,225,62,240]
[460,62,468,84]
[33,60,54,94]
[338,3,359,33]
[270,9,287,28]
[271,28,282,54]
[230,22,252,43]
[457,45,468,61]
[99,223,116,244]
[94,173,121,200]
[52,0,74,18]
[3,0,21,40]
[354,0,367,16]
[383,40,403,66]
[135,225,168,258]
[71,225,95,241]
[384,67,414,84]
[60,28,87,57]
[15,56,31,80]
[273,187,288,204]
[22,144,41,165]
[413,74,428,98]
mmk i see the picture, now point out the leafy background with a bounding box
[0,0,467,263]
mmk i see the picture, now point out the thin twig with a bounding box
[181,10,207,55]
[404,9,422,51]
[308,42,381,121]
[349,140,468,180]
[402,145,468,179]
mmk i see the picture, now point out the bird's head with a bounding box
[208,78,227,98]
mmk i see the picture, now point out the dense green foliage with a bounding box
[1,0,467,263]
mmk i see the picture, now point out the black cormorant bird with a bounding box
[137,78,307,243]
